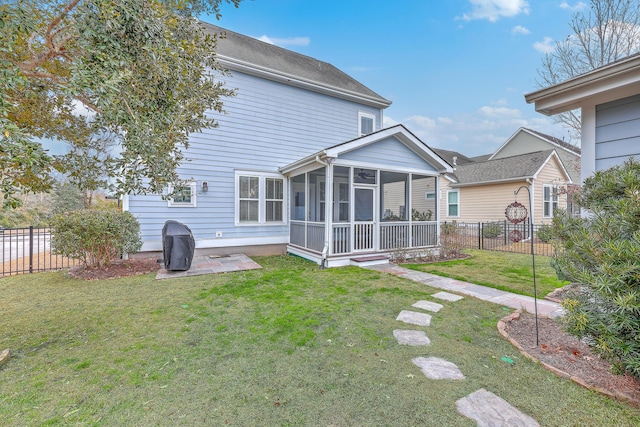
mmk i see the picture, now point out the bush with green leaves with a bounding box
[482,222,502,238]
[50,209,142,268]
[549,158,640,378]
[536,224,554,243]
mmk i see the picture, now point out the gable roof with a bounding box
[202,22,391,109]
[280,125,452,175]
[447,150,571,187]
[488,127,581,161]
[525,53,640,115]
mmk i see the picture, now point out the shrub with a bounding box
[482,222,502,238]
[51,209,142,268]
[549,158,640,378]
[536,224,553,243]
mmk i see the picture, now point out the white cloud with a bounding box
[479,105,521,117]
[459,0,530,22]
[559,2,587,12]
[511,25,530,35]
[386,102,572,157]
[256,35,310,47]
[533,36,555,53]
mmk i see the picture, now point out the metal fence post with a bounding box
[29,226,34,274]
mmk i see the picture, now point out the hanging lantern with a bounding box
[505,201,528,224]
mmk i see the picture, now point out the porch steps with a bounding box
[350,255,390,267]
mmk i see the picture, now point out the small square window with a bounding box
[359,112,375,136]
[168,182,197,207]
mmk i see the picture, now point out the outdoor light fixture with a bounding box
[202,181,208,193]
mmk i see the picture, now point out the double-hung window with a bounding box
[236,172,285,225]
[167,182,197,207]
[447,190,459,217]
[543,185,558,218]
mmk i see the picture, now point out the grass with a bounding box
[1,255,639,426]
[405,249,568,297]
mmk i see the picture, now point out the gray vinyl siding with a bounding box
[340,137,437,171]
[596,94,640,171]
[127,69,383,247]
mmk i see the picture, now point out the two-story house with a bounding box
[125,24,452,267]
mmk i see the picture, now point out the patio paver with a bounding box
[456,388,539,427]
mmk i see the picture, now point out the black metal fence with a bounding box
[442,220,554,257]
[1,227,78,277]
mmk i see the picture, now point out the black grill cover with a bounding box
[162,220,195,271]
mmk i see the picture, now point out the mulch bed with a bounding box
[67,258,160,280]
[501,311,640,407]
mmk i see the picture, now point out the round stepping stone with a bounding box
[432,291,464,302]
[396,310,432,326]
[456,388,539,427]
[412,356,464,380]
[412,300,443,312]
[393,329,430,346]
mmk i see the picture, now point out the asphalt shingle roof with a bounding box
[524,128,581,155]
[448,150,556,185]
[201,22,390,107]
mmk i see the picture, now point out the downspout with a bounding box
[316,154,331,269]
[527,178,534,225]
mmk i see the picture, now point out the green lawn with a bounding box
[1,255,638,426]
[405,249,568,297]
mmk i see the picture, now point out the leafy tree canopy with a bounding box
[1,0,241,208]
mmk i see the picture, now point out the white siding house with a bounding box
[125,24,451,267]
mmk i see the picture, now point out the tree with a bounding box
[0,0,241,208]
[537,0,640,140]
[549,158,640,378]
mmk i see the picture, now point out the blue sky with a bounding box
[208,0,588,156]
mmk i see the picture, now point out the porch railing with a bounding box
[379,221,438,250]
[290,221,325,253]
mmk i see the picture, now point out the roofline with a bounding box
[450,150,572,187]
[279,125,453,175]
[488,127,581,161]
[449,176,532,188]
[524,54,640,115]
[217,56,392,109]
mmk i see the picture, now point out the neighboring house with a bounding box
[435,149,572,225]
[490,127,581,184]
[125,24,452,267]
[525,53,640,183]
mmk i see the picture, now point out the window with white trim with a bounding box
[167,182,197,207]
[236,172,285,225]
[447,190,459,217]
[543,185,558,218]
[359,112,375,136]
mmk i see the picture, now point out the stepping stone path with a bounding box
[396,310,431,326]
[412,356,465,380]
[456,389,540,427]
[393,329,430,346]
[412,300,443,312]
[393,292,540,425]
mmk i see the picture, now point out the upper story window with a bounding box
[543,185,559,217]
[359,112,375,136]
[167,182,197,207]
[236,171,285,225]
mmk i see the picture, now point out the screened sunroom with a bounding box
[280,125,451,267]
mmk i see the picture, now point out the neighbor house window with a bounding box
[447,190,459,217]
[167,182,197,207]
[543,185,558,218]
[359,112,375,136]
[236,171,285,225]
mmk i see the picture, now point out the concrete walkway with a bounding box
[365,263,565,318]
